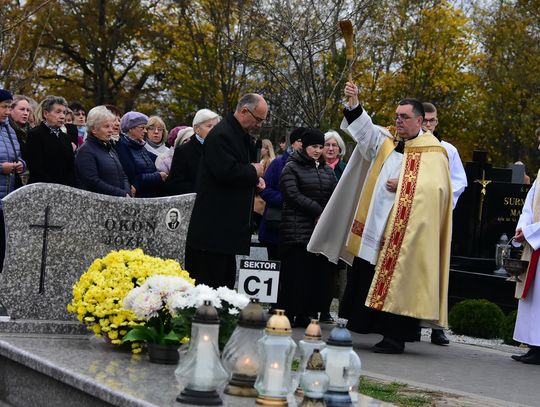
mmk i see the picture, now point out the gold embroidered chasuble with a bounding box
[362,133,453,327]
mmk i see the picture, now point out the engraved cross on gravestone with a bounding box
[29,206,65,294]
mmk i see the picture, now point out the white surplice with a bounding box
[441,140,467,209]
[514,179,540,346]
[340,110,406,265]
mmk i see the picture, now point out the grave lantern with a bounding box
[296,319,326,394]
[299,349,329,407]
[175,300,229,406]
[254,309,297,406]
[494,233,510,276]
[321,319,361,407]
[222,298,267,397]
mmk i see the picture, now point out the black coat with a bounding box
[75,135,130,196]
[26,122,76,186]
[186,113,258,255]
[279,150,337,245]
[163,136,203,196]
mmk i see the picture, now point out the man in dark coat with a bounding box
[185,93,267,288]
[26,96,76,186]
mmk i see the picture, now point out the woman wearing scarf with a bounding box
[115,112,167,197]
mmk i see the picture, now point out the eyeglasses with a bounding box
[134,125,147,130]
[423,118,438,125]
[147,126,164,133]
[246,109,266,124]
[395,114,418,122]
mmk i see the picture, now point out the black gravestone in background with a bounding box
[451,150,530,259]
[478,182,529,257]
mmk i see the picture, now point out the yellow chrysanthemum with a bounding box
[67,249,191,353]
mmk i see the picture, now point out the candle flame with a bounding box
[271,362,279,369]
[244,358,251,365]
[203,335,209,341]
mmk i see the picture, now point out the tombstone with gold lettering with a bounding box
[452,150,531,259]
[0,183,195,334]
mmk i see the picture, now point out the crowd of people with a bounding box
[0,84,538,364]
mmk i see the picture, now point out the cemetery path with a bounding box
[293,327,534,407]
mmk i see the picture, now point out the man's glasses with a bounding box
[395,114,417,122]
[247,109,266,124]
[147,126,164,133]
[423,118,438,125]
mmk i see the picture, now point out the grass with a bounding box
[359,376,440,407]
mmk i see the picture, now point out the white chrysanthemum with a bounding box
[228,308,240,315]
[129,291,162,319]
[166,292,192,316]
[217,286,249,310]
[144,275,193,298]
[123,286,144,309]
[188,284,222,308]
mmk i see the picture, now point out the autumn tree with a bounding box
[239,0,377,130]
[28,0,163,111]
[472,0,540,169]
[151,0,265,124]
[350,0,479,160]
[0,0,52,92]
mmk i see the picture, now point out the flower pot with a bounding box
[147,342,180,364]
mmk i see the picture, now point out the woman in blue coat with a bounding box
[0,89,26,273]
[75,106,130,197]
[115,112,167,197]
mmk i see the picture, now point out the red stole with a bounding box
[522,248,539,299]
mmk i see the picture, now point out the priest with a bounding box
[308,82,452,354]
[511,149,540,364]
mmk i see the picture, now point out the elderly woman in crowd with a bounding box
[317,130,349,323]
[75,106,130,197]
[8,95,33,158]
[156,127,194,174]
[0,89,26,271]
[277,128,337,327]
[323,130,347,180]
[26,95,76,186]
[163,109,219,196]
[144,115,169,157]
[115,111,166,197]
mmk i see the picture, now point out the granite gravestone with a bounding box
[0,184,195,333]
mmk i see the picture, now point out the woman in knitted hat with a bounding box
[276,128,337,327]
[115,111,167,197]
